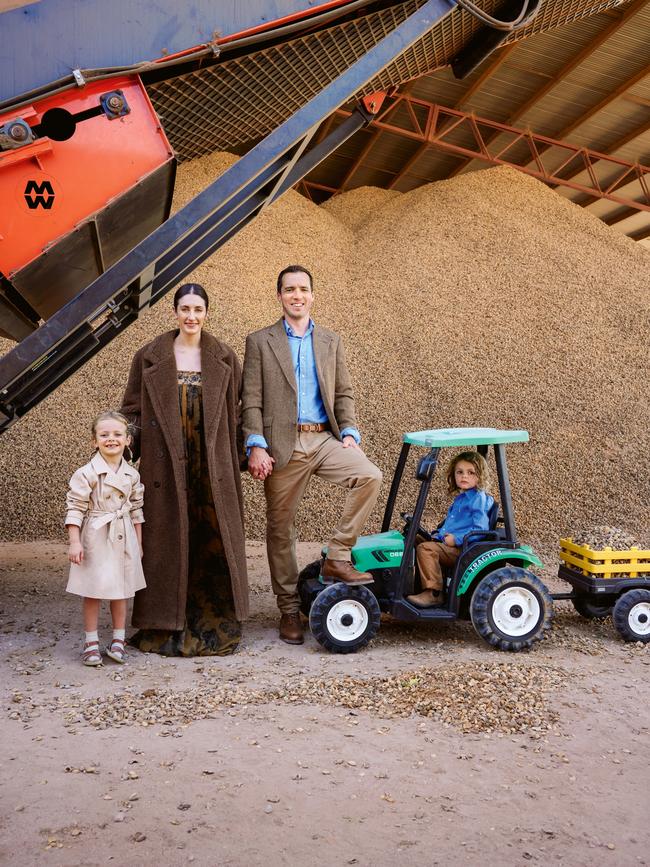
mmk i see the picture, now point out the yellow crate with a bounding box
[560,538,650,578]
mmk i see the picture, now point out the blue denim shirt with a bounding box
[246,319,360,452]
[434,488,494,546]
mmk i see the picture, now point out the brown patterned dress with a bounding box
[130,371,241,656]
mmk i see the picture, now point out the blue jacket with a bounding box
[434,488,494,546]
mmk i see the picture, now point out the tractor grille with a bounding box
[147,0,623,161]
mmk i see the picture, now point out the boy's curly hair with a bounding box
[446,451,490,494]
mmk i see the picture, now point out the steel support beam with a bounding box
[0,0,457,432]
[556,116,650,191]
[331,98,650,213]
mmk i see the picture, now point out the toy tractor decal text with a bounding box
[24,180,55,210]
[457,548,543,595]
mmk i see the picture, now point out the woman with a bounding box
[121,283,248,655]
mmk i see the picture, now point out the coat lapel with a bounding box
[142,331,184,460]
[201,333,231,441]
[267,318,297,393]
[313,324,334,404]
[90,453,131,496]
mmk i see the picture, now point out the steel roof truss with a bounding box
[334,97,650,214]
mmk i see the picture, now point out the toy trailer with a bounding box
[558,540,650,642]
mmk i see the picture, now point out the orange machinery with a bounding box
[0,76,175,340]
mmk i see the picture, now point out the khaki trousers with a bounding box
[264,431,383,613]
[415,540,460,593]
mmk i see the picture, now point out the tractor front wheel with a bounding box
[309,583,380,654]
[470,566,553,652]
[613,589,650,643]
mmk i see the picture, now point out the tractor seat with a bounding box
[461,500,501,551]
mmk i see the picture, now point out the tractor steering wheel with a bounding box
[400,512,432,542]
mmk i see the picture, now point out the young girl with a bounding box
[65,410,145,665]
[407,451,494,608]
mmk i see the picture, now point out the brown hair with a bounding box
[173,283,209,311]
[446,451,490,494]
[277,264,313,293]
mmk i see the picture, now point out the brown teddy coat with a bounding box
[121,329,249,629]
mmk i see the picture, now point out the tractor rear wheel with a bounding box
[613,589,650,643]
[470,566,553,651]
[309,583,380,654]
[297,560,322,617]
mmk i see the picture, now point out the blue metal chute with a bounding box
[0,0,457,432]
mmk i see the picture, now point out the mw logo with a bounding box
[24,179,55,210]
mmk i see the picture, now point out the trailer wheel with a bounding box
[571,596,613,620]
[613,590,650,643]
[297,560,322,617]
[309,583,380,654]
[470,566,553,652]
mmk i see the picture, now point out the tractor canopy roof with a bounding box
[403,427,529,448]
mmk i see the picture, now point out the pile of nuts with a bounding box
[1,157,649,549]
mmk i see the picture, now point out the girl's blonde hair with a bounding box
[91,409,131,438]
[446,450,490,494]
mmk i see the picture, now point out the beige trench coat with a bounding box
[65,453,146,600]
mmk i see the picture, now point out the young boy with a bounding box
[407,451,494,608]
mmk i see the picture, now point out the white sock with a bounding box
[85,630,99,645]
[113,628,126,642]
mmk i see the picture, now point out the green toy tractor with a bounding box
[298,427,553,653]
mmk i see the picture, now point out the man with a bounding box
[242,265,383,645]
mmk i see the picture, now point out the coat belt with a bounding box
[88,505,130,542]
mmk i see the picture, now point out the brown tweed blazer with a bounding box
[241,318,357,470]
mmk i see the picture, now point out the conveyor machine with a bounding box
[0,0,621,432]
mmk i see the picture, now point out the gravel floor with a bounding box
[2,540,649,866]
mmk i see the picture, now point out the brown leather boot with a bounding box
[406,589,443,608]
[279,612,304,645]
[321,559,374,585]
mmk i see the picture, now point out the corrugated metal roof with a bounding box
[143,0,650,239]
[299,0,650,239]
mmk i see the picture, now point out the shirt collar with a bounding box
[283,318,314,338]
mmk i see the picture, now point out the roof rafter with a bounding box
[628,224,650,241]
[452,43,517,110]
[447,0,650,177]
[555,62,650,142]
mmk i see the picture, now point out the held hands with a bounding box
[248,446,275,481]
[68,541,84,565]
[341,435,360,450]
[443,533,456,547]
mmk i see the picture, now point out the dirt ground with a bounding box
[1,540,649,867]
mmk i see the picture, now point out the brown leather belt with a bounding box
[297,422,330,433]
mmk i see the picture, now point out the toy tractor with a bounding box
[298,427,553,653]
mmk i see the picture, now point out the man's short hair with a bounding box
[277,264,313,293]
